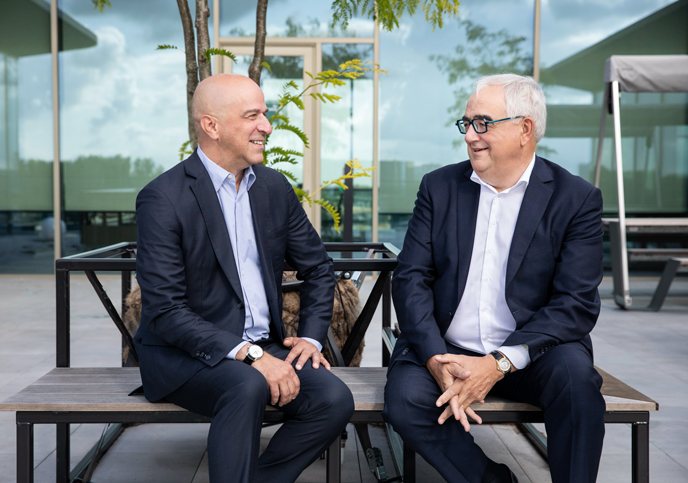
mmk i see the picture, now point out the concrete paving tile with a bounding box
[0,454,15,483]
[92,451,205,483]
[107,423,210,454]
[664,453,688,472]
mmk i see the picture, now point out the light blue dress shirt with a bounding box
[197,147,322,359]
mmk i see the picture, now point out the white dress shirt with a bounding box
[197,147,321,359]
[443,155,536,369]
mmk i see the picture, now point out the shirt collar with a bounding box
[470,154,536,193]
[197,145,256,193]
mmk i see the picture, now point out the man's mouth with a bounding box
[250,140,265,146]
[472,147,487,153]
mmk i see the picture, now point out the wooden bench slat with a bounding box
[0,367,658,414]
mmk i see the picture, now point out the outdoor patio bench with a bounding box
[0,242,659,483]
[0,363,658,483]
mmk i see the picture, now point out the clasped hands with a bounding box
[242,337,330,407]
[426,353,504,432]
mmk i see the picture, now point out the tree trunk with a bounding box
[176,0,199,149]
[195,0,212,81]
[248,0,268,85]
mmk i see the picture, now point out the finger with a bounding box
[438,405,453,425]
[269,382,280,406]
[458,407,470,432]
[295,351,311,371]
[279,379,294,406]
[450,395,462,421]
[284,346,302,365]
[283,337,294,347]
[436,385,458,407]
[320,354,331,371]
[310,352,320,370]
[465,406,482,425]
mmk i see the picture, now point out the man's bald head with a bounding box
[191,74,272,175]
[192,74,260,135]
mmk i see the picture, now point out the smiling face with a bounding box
[463,85,531,190]
[216,78,272,172]
[194,75,273,175]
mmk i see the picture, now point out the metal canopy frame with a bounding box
[593,55,688,309]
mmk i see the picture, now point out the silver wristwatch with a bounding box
[243,345,264,365]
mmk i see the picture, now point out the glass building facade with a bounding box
[1,0,686,273]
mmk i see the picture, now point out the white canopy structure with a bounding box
[593,55,688,308]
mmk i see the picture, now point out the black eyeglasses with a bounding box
[455,116,524,134]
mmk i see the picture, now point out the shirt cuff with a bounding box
[300,337,323,352]
[227,341,250,360]
[498,344,530,370]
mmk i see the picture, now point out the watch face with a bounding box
[498,359,511,372]
[248,345,263,360]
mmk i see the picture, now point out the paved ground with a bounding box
[0,274,687,482]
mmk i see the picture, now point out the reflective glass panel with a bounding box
[540,0,687,215]
[379,1,534,248]
[0,0,54,273]
[320,43,374,242]
[57,0,194,253]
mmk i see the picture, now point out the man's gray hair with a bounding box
[473,74,547,142]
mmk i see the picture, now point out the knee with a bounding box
[323,379,355,422]
[543,358,605,417]
[215,373,270,415]
[383,373,437,433]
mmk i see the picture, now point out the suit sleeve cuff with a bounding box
[227,341,250,360]
[498,344,530,370]
[301,337,322,352]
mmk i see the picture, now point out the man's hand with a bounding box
[284,337,331,371]
[426,354,480,431]
[249,350,301,407]
[434,354,504,430]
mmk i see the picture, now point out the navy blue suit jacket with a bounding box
[390,156,604,368]
[133,151,335,402]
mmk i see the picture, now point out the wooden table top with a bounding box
[0,366,658,413]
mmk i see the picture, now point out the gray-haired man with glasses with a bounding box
[384,74,605,483]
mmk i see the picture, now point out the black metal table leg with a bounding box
[632,420,650,483]
[403,444,416,483]
[326,435,341,483]
[17,420,33,483]
[56,423,70,483]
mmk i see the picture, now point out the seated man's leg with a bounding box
[255,343,354,483]
[383,359,490,483]
[493,342,605,483]
[165,359,270,483]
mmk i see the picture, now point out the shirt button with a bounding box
[483,335,489,341]
[484,277,489,282]
[241,271,245,276]
[481,307,487,312]
[488,249,493,254]
[492,221,496,225]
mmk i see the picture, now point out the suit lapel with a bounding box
[456,169,480,301]
[186,154,244,302]
[506,157,553,288]
[248,174,279,315]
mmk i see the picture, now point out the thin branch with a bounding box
[248,0,268,85]
[195,0,212,81]
[176,0,199,149]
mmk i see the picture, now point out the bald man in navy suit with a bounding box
[134,74,353,483]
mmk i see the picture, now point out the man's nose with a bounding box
[259,115,273,135]
[464,123,479,142]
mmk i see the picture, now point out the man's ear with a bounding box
[520,117,535,147]
[200,115,220,141]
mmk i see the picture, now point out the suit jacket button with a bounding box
[199,351,205,357]
[237,302,244,309]
[195,351,200,357]
[402,348,409,356]
[205,354,211,360]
